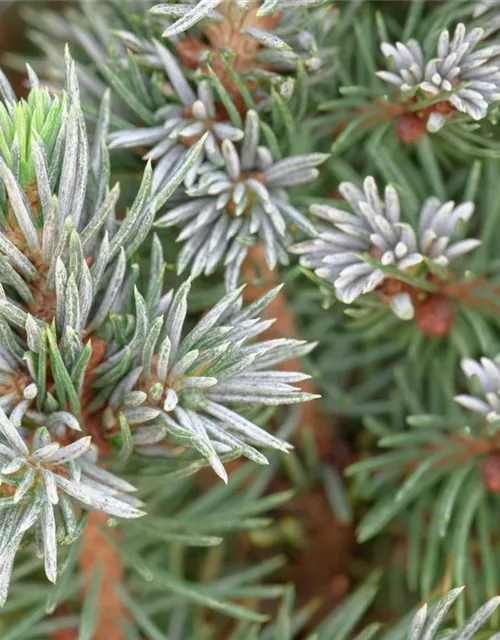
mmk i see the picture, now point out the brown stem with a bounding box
[51,513,126,640]
[78,512,126,640]
[337,97,456,145]
[242,245,335,462]
[440,278,500,313]
[236,248,357,632]
[67,341,128,639]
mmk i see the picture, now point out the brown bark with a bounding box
[278,489,355,623]
[242,244,333,459]
[51,513,126,640]
[239,245,356,631]
[78,512,126,640]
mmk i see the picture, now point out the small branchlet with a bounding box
[378,23,500,132]
[292,176,479,329]
[156,110,327,289]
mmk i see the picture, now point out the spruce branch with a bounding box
[292,175,479,324]
[0,46,324,610]
[347,351,500,610]
[0,419,142,604]
[6,0,500,636]
[108,39,245,193]
[19,0,330,130]
[317,4,500,156]
[377,23,500,127]
[151,0,327,75]
[155,109,327,289]
[96,277,319,482]
[0,48,320,607]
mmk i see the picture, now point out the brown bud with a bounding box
[176,37,209,70]
[414,293,454,337]
[327,190,343,201]
[395,113,428,144]
[327,573,350,601]
[482,451,500,493]
[0,484,17,498]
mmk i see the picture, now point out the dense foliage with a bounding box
[3,0,500,638]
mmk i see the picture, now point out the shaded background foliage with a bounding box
[0,4,360,637]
